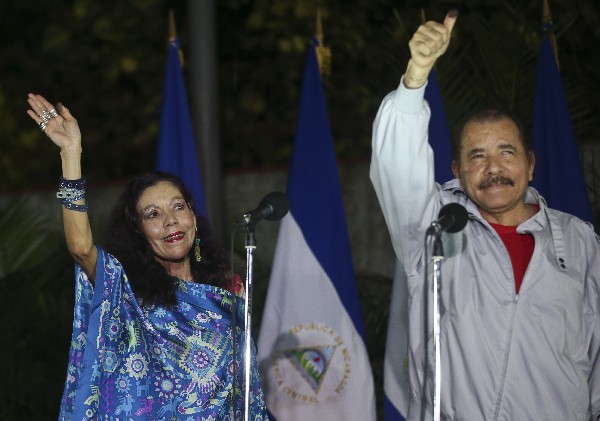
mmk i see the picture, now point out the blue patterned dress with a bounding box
[59,247,268,420]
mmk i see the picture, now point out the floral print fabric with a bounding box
[59,247,268,420]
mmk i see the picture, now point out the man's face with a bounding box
[451,118,535,221]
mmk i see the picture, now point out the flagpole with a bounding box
[542,0,559,69]
[186,0,224,241]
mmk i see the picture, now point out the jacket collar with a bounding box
[440,178,567,272]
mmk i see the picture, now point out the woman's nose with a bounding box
[164,211,177,227]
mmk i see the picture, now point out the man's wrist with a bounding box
[404,59,432,89]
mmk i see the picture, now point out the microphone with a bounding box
[426,203,468,236]
[237,192,290,226]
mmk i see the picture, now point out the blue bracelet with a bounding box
[62,201,89,212]
[59,176,86,190]
[58,177,88,212]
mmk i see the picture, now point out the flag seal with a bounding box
[270,322,351,404]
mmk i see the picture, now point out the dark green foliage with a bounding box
[1,0,167,190]
[2,1,600,193]
[0,199,73,419]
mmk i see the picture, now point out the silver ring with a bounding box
[49,108,59,118]
[39,121,48,131]
[40,110,52,121]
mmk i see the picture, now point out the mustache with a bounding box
[479,175,514,189]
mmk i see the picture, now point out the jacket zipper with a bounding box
[492,219,521,421]
[483,222,520,421]
[492,293,518,420]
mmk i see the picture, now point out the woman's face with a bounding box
[137,181,196,268]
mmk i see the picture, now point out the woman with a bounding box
[27,94,268,420]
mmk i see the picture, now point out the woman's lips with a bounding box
[164,231,185,243]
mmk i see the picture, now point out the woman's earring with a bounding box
[194,237,202,262]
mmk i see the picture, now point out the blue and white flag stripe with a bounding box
[258,214,375,419]
[257,39,375,420]
[285,52,366,338]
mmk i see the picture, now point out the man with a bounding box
[370,11,600,420]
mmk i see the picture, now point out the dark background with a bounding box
[1,0,599,419]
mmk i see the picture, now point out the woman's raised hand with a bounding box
[27,93,81,151]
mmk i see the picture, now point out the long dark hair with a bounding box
[103,171,229,307]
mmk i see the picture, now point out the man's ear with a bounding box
[527,151,535,182]
[451,160,460,179]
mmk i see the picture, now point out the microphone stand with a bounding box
[233,191,289,420]
[431,234,444,421]
[242,223,256,421]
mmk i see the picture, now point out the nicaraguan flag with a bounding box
[257,39,376,420]
[383,69,453,421]
[531,36,593,223]
[156,38,208,218]
[427,71,454,184]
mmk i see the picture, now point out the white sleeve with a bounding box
[369,76,439,275]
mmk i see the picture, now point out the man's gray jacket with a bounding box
[370,78,600,420]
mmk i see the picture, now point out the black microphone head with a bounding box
[439,203,468,233]
[259,192,290,221]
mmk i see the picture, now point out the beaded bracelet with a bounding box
[56,188,85,200]
[58,177,88,212]
[62,201,89,212]
[59,176,86,190]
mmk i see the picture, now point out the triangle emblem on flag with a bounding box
[283,346,336,392]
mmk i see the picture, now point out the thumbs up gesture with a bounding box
[404,10,458,88]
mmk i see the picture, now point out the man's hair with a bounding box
[452,109,532,162]
[103,171,229,307]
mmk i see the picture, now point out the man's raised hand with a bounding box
[404,10,458,89]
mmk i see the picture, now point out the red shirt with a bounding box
[488,221,535,294]
[227,272,245,297]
